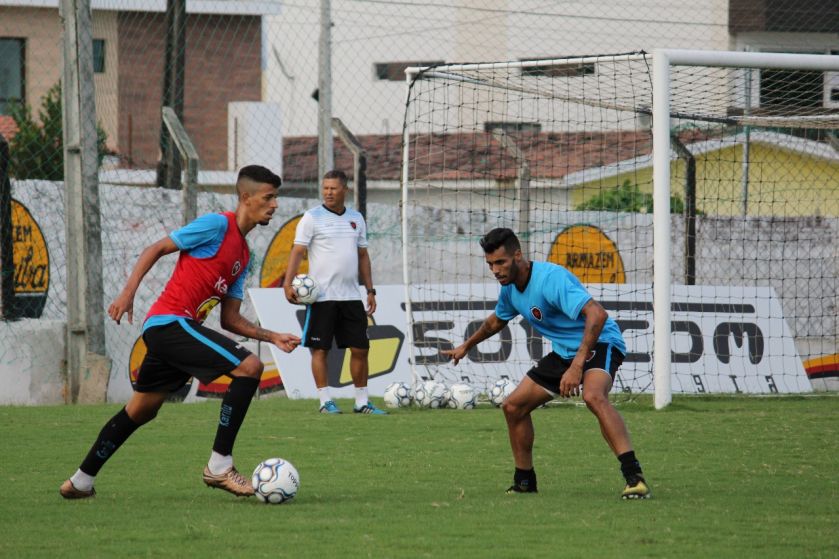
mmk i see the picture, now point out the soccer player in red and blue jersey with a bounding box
[59,165,300,500]
[443,228,650,499]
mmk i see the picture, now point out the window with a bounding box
[374,61,444,81]
[521,60,595,78]
[93,39,105,73]
[757,49,839,110]
[0,38,25,115]
[760,69,824,108]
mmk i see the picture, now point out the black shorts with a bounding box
[526,342,625,395]
[302,300,369,350]
[135,318,252,393]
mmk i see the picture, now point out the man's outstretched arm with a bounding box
[442,312,509,365]
[108,237,179,325]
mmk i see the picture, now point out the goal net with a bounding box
[400,51,839,401]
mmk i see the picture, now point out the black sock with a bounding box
[618,451,643,479]
[212,376,259,456]
[514,467,537,490]
[79,407,142,476]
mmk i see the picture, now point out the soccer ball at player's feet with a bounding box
[446,382,477,409]
[252,458,300,504]
[489,378,517,407]
[412,379,446,409]
[291,274,319,305]
[383,382,412,408]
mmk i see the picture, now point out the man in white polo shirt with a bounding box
[283,169,385,415]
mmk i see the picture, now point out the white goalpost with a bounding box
[652,49,839,408]
[401,50,839,407]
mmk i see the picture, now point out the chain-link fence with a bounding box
[1,0,837,403]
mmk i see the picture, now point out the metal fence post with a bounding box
[332,118,367,218]
[162,106,199,224]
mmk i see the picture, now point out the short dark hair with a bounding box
[323,169,348,186]
[480,228,521,254]
[237,165,282,188]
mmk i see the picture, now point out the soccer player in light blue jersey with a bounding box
[443,228,650,499]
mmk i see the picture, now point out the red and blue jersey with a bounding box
[144,212,249,331]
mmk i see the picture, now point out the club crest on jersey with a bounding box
[232,260,241,276]
[530,306,543,321]
[350,221,357,230]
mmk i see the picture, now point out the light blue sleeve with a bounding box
[169,214,227,256]
[227,267,247,300]
[547,267,592,320]
[494,286,518,321]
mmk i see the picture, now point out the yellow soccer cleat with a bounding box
[621,476,651,500]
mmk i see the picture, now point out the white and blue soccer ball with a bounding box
[489,378,517,407]
[252,458,300,504]
[291,274,319,305]
[441,387,451,409]
[412,379,446,409]
[383,382,412,408]
[446,382,477,410]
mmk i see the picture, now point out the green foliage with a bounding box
[7,82,108,181]
[1,395,837,557]
[577,179,685,214]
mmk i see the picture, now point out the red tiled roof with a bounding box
[282,130,661,183]
[0,116,18,142]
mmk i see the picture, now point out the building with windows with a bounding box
[0,0,279,170]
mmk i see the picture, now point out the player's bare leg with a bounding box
[582,370,632,455]
[349,347,385,414]
[311,348,330,388]
[501,377,552,493]
[125,391,168,423]
[582,369,650,499]
[203,354,263,497]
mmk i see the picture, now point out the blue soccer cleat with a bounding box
[353,403,388,415]
[319,400,342,414]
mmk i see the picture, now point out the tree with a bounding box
[576,179,685,214]
[7,82,108,181]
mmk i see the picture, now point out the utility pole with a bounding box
[318,0,334,183]
[61,0,110,402]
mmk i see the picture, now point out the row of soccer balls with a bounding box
[383,378,518,410]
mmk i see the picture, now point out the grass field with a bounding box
[1,394,837,558]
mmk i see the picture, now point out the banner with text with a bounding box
[249,284,810,399]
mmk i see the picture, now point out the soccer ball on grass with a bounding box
[446,382,477,409]
[412,379,446,409]
[383,382,412,408]
[489,378,517,407]
[291,274,319,304]
[252,457,300,504]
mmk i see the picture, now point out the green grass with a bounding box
[1,395,837,558]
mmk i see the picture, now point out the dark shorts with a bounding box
[302,300,370,350]
[526,342,625,395]
[135,318,252,393]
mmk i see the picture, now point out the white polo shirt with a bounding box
[293,205,368,301]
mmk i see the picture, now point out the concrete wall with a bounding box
[1,179,835,404]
